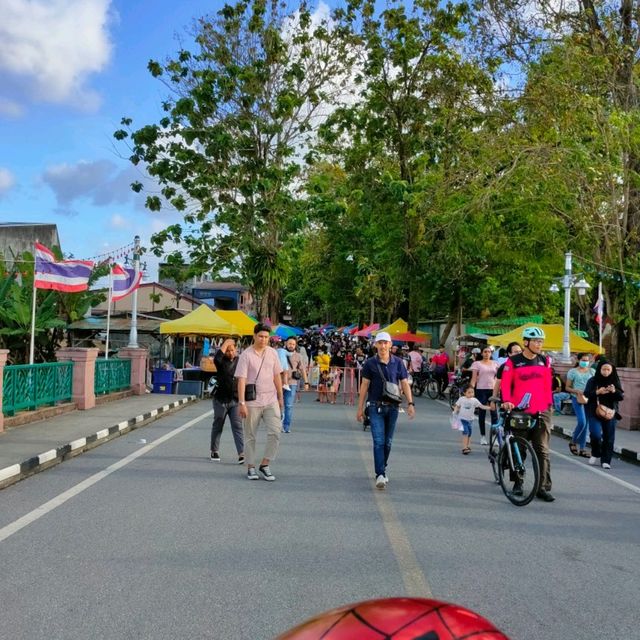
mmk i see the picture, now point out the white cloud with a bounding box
[0,0,114,110]
[0,167,16,197]
[109,213,130,229]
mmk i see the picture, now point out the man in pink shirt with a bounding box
[235,323,284,481]
[501,326,555,502]
[408,346,424,374]
[431,344,449,398]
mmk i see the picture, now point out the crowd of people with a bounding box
[206,323,624,502]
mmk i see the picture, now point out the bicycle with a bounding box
[411,369,439,399]
[487,395,541,506]
[447,373,468,409]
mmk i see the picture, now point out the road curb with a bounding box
[551,423,640,465]
[0,396,197,491]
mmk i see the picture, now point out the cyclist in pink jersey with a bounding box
[501,326,555,502]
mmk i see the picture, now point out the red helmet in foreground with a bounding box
[276,597,510,640]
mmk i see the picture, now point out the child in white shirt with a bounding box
[453,384,491,455]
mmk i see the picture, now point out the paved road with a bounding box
[1,394,638,639]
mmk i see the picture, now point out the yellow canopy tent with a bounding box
[377,318,429,339]
[215,310,257,336]
[487,323,604,355]
[159,305,240,336]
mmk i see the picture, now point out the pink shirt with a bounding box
[235,346,282,407]
[408,351,423,373]
[470,360,498,390]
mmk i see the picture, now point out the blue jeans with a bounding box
[553,391,571,413]
[282,384,297,432]
[588,415,616,464]
[570,398,589,449]
[460,419,472,437]
[368,403,399,476]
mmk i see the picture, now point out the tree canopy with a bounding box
[115,0,640,365]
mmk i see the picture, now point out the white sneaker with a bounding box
[588,456,600,466]
[283,384,291,391]
[480,436,488,446]
[601,463,611,470]
[375,474,386,489]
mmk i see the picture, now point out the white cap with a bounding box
[374,331,392,343]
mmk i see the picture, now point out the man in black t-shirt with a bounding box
[210,338,245,464]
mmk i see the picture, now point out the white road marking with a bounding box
[551,448,640,495]
[0,409,213,545]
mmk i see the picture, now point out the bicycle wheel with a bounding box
[412,380,424,397]
[448,385,460,409]
[488,430,500,483]
[498,435,540,506]
[426,378,439,399]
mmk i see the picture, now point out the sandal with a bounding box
[579,450,590,458]
[462,447,471,455]
[568,442,578,456]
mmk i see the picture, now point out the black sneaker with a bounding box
[512,481,523,496]
[237,454,245,465]
[210,452,221,462]
[259,465,275,481]
[536,489,555,502]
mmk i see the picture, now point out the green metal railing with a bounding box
[94,358,132,395]
[2,362,74,416]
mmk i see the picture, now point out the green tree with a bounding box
[480,1,640,365]
[115,0,350,322]
[319,0,499,331]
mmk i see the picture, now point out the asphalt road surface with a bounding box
[1,393,639,639]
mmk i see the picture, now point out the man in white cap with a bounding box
[356,331,416,489]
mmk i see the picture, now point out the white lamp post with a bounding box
[550,252,590,363]
[127,235,141,348]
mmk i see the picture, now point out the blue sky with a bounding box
[0,0,228,278]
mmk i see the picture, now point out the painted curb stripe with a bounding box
[0,396,199,489]
[0,465,20,482]
[0,408,213,544]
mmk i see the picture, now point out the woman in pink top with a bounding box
[470,347,499,445]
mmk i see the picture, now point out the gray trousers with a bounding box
[210,398,244,454]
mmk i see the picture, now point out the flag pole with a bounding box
[105,264,113,360]
[29,244,38,365]
[598,281,603,352]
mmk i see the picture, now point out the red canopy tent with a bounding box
[389,331,427,343]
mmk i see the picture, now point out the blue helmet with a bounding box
[522,326,545,340]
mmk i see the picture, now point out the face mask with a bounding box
[579,360,589,367]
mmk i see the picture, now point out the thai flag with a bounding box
[111,262,142,301]
[593,285,604,325]
[34,242,94,292]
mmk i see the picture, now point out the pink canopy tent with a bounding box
[354,323,380,337]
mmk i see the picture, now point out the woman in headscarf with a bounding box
[583,360,624,470]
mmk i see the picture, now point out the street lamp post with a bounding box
[127,235,141,348]
[550,252,590,363]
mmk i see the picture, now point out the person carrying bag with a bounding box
[583,359,624,470]
[356,332,415,490]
